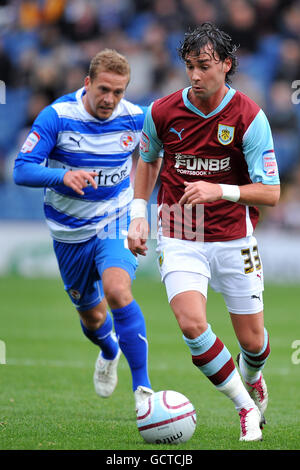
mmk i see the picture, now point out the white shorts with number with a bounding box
[156,233,264,314]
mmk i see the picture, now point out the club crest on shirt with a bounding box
[120,132,135,151]
[217,124,235,145]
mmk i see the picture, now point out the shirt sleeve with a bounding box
[13,105,68,187]
[139,103,164,162]
[242,109,280,185]
[140,105,149,119]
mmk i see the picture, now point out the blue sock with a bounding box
[80,313,119,360]
[112,300,151,391]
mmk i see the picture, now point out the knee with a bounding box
[104,282,133,309]
[79,307,106,330]
[180,318,207,339]
[240,334,265,354]
[182,324,207,339]
[170,292,207,339]
[172,306,207,339]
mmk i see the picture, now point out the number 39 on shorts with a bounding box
[241,245,261,274]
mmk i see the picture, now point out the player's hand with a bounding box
[63,170,98,195]
[179,181,223,206]
[127,218,149,257]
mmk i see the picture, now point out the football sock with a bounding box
[80,313,119,360]
[217,370,255,411]
[112,300,151,392]
[183,324,254,411]
[239,328,270,384]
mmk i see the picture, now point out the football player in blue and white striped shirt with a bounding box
[14,49,153,409]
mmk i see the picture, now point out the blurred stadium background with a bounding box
[0,0,300,282]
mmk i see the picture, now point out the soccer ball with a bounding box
[136,390,196,444]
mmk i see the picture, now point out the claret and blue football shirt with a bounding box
[140,85,280,241]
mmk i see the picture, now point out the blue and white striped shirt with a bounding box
[14,87,147,242]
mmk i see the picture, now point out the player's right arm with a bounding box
[62,170,97,196]
[128,104,163,256]
[128,158,162,256]
[13,106,97,195]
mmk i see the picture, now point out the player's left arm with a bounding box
[179,180,280,206]
[238,109,280,206]
[237,182,280,206]
[179,110,280,207]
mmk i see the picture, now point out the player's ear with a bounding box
[84,76,91,92]
[223,57,232,74]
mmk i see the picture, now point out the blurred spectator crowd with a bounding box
[0,0,299,229]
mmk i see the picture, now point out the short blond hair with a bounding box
[89,49,130,81]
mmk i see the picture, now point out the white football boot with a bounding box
[134,386,154,411]
[239,406,263,442]
[245,375,268,429]
[93,348,121,398]
[237,353,268,428]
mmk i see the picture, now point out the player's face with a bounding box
[83,70,129,120]
[185,46,231,103]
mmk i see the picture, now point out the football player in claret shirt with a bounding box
[128,23,280,442]
[14,49,154,410]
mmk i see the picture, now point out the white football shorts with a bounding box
[156,233,264,314]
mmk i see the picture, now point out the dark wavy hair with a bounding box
[178,22,239,84]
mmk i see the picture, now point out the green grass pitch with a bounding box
[0,275,299,450]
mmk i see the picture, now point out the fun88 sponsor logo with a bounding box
[174,153,231,176]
